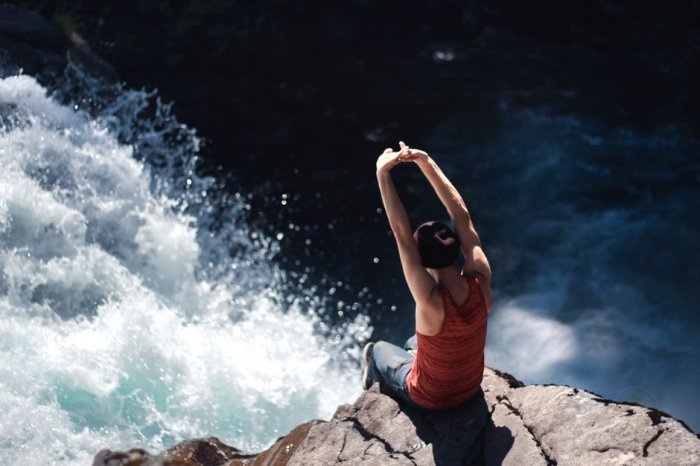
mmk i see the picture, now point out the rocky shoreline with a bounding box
[93,368,699,466]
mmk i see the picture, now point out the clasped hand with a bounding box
[376,141,428,173]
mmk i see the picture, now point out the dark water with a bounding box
[264,91,700,431]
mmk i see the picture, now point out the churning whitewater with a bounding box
[0,73,370,465]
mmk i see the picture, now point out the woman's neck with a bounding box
[432,266,461,286]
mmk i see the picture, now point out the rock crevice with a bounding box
[642,429,664,457]
[493,394,556,466]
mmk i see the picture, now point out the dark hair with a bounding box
[413,221,460,269]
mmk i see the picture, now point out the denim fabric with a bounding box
[404,335,417,352]
[369,336,421,408]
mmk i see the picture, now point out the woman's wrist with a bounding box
[376,166,392,178]
[415,155,432,169]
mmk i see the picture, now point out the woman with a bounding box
[363,141,492,410]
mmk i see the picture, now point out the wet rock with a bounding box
[93,368,700,465]
[0,4,64,79]
[0,4,64,48]
[92,437,253,466]
[0,4,117,82]
[92,448,149,466]
[227,420,322,466]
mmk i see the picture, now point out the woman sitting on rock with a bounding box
[363,141,492,409]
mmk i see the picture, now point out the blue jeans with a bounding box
[369,336,422,408]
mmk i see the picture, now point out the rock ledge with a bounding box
[93,368,700,466]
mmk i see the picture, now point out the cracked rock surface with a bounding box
[286,381,488,466]
[93,368,700,466]
[481,369,700,466]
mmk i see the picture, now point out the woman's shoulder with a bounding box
[461,271,491,311]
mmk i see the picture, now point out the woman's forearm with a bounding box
[376,170,413,240]
[416,157,470,223]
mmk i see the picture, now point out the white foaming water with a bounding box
[0,74,370,465]
[487,301,578,379]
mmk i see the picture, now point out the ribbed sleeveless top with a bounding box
[406,275,488,409]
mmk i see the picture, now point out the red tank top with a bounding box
[406,275,488,409]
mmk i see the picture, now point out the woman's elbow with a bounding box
[392,226,415,244]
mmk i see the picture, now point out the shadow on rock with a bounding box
[397,388,514,466]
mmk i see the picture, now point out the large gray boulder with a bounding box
[92,368,700,465]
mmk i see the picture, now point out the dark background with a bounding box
[7,0,700,338]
